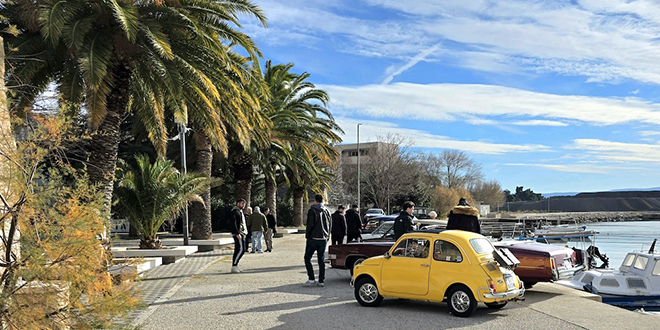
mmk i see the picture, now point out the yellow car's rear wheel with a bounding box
[355,277,383,307]
[447,285,477,317]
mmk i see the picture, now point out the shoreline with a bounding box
[489,211,660,223]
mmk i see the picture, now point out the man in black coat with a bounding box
[331,205,347,245]
[345,204,362,242]
[393,201,415,240]
[446,198,481,234]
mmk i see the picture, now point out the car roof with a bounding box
[401,229,485,241]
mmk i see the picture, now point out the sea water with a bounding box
[585,221,660,268]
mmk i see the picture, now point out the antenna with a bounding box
[649,238,657,254]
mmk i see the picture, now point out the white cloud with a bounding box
[504,163,610,174]
[336,117,551,155]
[566,139,660,163]
[255,0,660,85]
[324,83,660,126]
[639,130,660,136]
[511,120,569,127]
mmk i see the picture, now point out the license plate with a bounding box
[504,275,516,290]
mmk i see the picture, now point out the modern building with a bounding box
[335,142,397,165]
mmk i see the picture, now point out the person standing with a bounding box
[345,204,362,242]
[428,211,438,219]
[446,198,481,234]
[230,199,248,273]
[303,194,332,287]
[245,206,253,250]
[331,205,347,245]
[248,206,268,253]
[393,201,415,240]
[264,207,277,252]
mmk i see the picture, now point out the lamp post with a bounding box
[178,123,189,246]
[357,123,361,217]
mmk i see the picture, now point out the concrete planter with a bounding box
[111,246,198,264]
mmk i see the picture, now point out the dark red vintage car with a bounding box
[328,223,584,287]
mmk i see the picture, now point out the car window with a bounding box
[434,240,463,263]
[391,238,430,258]
[372,222,393,235]
[470,238,495,255]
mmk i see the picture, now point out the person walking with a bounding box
[331,205,347,245]
[303,194,332,287]
[230,199,248,273]
[248,206,268,253]
[446,198,481,234]
[264,207,277,252]
[345,204,362,242]
[393,201,415,240]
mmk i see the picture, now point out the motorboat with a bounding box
[557,239,660,309]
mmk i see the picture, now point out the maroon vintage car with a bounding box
[328,223,584,287]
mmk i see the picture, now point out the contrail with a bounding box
[382,43,442,84]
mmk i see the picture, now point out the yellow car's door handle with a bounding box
[421,264,430,267]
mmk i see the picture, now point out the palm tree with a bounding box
[253,62,343,225]
[114,155,220,249]
[3,0,267,217]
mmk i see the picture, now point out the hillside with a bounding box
[507,191,660,212]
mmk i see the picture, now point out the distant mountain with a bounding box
[542,192,579,198]
[542,187,660,198]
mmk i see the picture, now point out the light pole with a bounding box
[357,123,361,218]
[178,123,189,246]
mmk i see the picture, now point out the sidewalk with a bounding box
[117,234,660,330]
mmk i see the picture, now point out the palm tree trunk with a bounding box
[87,62,131,214]
[265,171,277,219]
[190,130,213,239]
[233,153,253,205]
[292,187,304,227]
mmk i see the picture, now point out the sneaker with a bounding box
[302,280,316,287]
[317,282,325,287]
[231,266,241,273]
[258,251,263,253]
[250,251,255,253]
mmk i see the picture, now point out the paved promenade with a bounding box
[122,234,659,330]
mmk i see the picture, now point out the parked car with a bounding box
[362,214,418,233]
[491,240,584,288]
[363,208,385,224]
[352,230,525,317]
[329,226,583,286]
[361,220,448,241]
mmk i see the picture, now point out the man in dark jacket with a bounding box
[393,201,415,240]
[345,204,362,242]
[331,205,347,245]
[303,194,332,287]
[446,198,481,234]
[230,199,248,273]
[264,207,276,252]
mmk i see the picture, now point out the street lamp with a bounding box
[178,123,189,246]
[357,123,361,217]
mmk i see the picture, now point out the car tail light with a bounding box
[487,279,497,293]
[550,257,556,270]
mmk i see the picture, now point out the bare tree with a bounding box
[470,180,505,207]
[340,134,417,213]
[426,149,483,189]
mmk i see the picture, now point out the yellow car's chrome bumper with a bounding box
[483,287,525,300]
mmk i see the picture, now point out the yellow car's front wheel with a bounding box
[355,277,383,307]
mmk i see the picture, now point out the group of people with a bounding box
[330,204,364,245]
[229,199,278,274]
[229,193,481,285]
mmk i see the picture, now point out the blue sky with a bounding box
[244,0,660,194]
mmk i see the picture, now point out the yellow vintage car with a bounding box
[352,230,525,317]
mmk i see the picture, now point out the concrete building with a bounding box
[335,142,398,165]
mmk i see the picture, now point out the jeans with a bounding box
[264,229,273,251]
[304,239,328,283]
[251,231,263,252]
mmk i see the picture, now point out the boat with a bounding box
[527,222,599,243]
[557,239,660,310]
